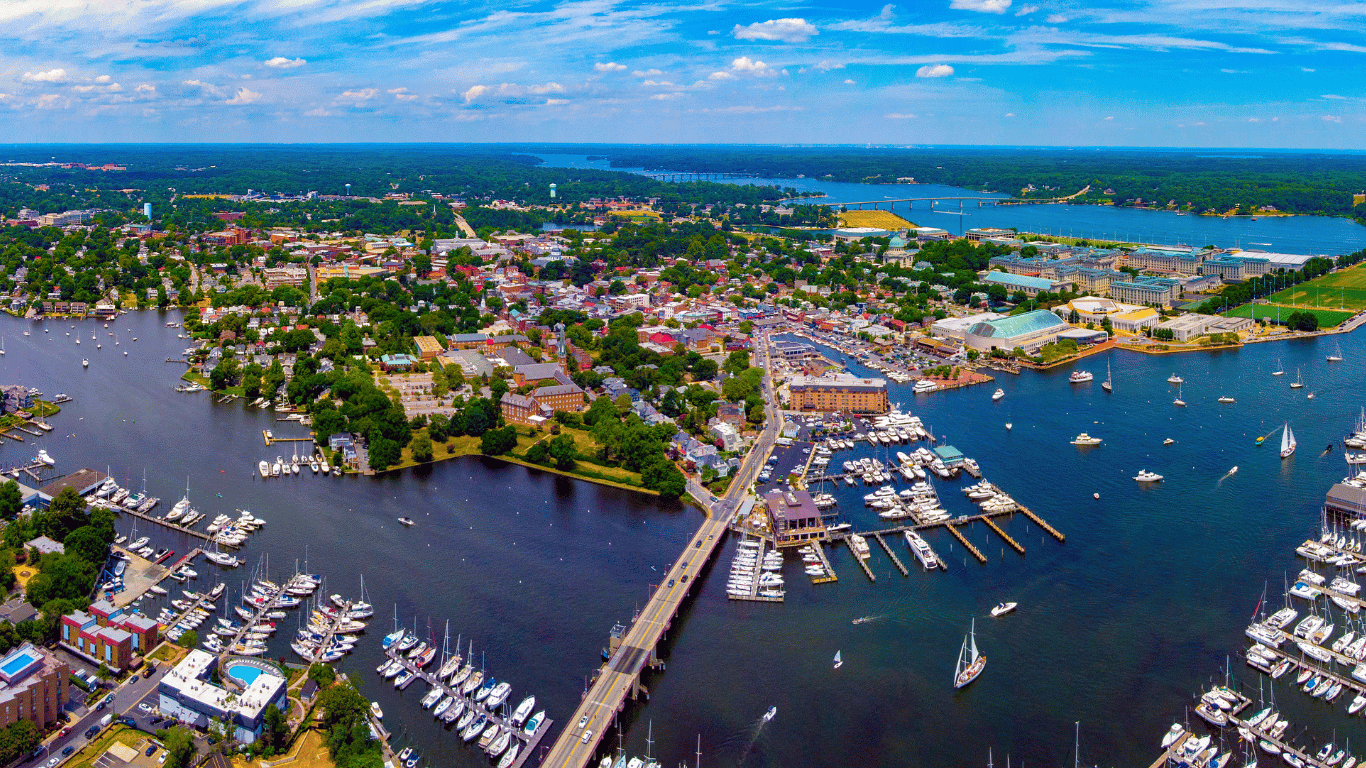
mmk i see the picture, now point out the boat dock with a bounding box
[809,543,837,584]
[872,533,908,576]
[982,516,1025,555]
[12,426,41,437]
[262,430,315,446]
[0,432,24,441]
[382,643,552,768]
[118,506,213,542]
[1020,506,1066,542]
[1147,733,1190,768]
[845,539,875,582]
[945,522,987,564]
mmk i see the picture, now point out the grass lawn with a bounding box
[1225,303,1353,327]
[389,427,649,490]
[67,726,146,768]
[11,564,37,590]
[1266,262,1366,311]
[839,210,916,230]
[148,643,185,664]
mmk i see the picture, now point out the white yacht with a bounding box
[991,388,1004,401]
[912,380,937,394]
[1281,422,1297,459]
[904,530,940,570]
[1069,370,1093,383]
[954,619,986,689]
[1167,374,1183,384]
[258,461,270,478]
[1071,433,1102,446]
[36,449,54,465]
[1134,470,1163,482]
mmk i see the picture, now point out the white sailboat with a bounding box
[1290,368,1303,389]
[1281,423,1297,459]
[1328,343,1344,363]
[1272,358,1284,376]
[833,650,842,669]
[1173,383,1186,407]
[1101,361,1112,393]
[954,619,986,689]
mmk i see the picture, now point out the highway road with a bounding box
[539,334,782,768]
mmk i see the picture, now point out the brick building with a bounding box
[0,644,68,729]
[531,383,586,414]
[788,374,889,414]
[500,393,547,426]
[59,599,160,671]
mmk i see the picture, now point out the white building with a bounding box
[157,651,288,744]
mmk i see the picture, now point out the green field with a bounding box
[1225,303,1353,326]
[1267,263,1366,311]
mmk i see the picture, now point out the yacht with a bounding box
[1173,383,1186,407]
[1329,342,1344,362]
[82,358,88,368]
[1291,368,1303,389]
[1218,395,1235,403]
[36,450,54,466]
[991,388,1004,401]
[1167,374,1183,384]
[1134,470,1163,482]
[1101,361,1112,393]
[912,380,937,394]
[1070,433,1102,446]
[1273,359,1284,376]
[1281,423,1297,459]
[1069,370,1093,383]
[904,530,940,570]
[1163,438,1175,445]
[258,461,270,478]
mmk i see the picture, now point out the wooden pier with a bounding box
[873,533,908,576]
[1146,733,1189,768]
[810,543,837,584]
[13,426,40,437]
[118,506,213,542]
[1020,505,1065,542]
[945,522,987,564]
[262,430,315,446]
[981,516,1025,555]
[845,539,875,582]
[381,644,551,768]
[0,432,23,441]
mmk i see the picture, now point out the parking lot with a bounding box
[34,664,168,768]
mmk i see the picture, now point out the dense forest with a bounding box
[540,145,1366,217]
[0,145,798,220]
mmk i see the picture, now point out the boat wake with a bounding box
[852,614,886,625]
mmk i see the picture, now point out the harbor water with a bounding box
[535,153,1366,256]
[6,312,1366,766]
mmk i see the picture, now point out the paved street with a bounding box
[33,664,168,768]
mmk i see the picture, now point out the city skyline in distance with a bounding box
[2,0,1363,147]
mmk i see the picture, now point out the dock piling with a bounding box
[945,523,987,564]
[873,534,909,576]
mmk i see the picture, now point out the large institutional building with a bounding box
[787,374,889,413]
[158,651,288,744]
[0,644,68,730]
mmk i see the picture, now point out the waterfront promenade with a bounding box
[538,334,780,768]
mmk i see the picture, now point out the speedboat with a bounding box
[258,461,270,478]
[36,450,54,466]
[1162,723,1185,748]
[1134,470,1163,482]
[1167,374,1183,384]
[990,602,1017,617]
[991,388,1004,401]
[1069,370,1093,383]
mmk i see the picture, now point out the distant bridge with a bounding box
[641,171,763,182]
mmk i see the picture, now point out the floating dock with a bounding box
[945,522,987,564]
[982,516,1025,555]
[118,506,212,542]
[809,543,837,584]
[845,539,875,582]
[1020,505,1065,542]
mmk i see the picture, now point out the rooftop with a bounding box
[966,309,1068,339]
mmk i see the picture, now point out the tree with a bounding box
[410,432,434,463]
[158,726,196,768]
[48,487,86,535]
[367,438,400,471]
[0,481,21,519]
[0,721,39,765]
[722,350,750,376]
[480,426,518,456]
[547,434,577,471]
[261,705,290,755]
[641,458,686,499]
[583,395,619,427]
[176,630,198,649]
[308,663,337,687]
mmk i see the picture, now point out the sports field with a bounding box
[1225,303,1353,327]
[839,210,915,230]
[1267,262,1366,311]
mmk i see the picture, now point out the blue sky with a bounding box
[1,0,1363,146]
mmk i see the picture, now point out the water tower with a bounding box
[549,183,557,199]
[345,183,351,196]
[143,203,152,219]
[555,322,566,356]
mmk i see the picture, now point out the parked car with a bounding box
[83,726,99,739]
[61,747,74,757]
[145,745,158,757]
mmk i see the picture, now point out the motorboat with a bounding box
[36,450,54,466]
[1134,470,1163,482]
[1167,374,1183,384]
[990,602,1017,617]
[991,388,1004,401]
[258,461,270,478]
[1071,433,1102,446]
[1069,370,1093,384]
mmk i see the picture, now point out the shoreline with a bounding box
[376,449,661,496]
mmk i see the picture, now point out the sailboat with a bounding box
[1328,343,1344,363]
[954,619,986,689]
[1173,383,1186,407]
[833,650,842,669]
[1272,359,1284,376]
[1281,423,1297,459]
[1291,368,1303,389]
[1101,362,1112,393]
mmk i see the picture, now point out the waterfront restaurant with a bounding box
[764,489,827,548]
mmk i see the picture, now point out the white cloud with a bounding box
[135,84,156,94]
[844,78,855,84]
[1247,117,1261,122]
[1318,42,1366,53]
[1220,68,1249,74]
[1324,115,1342,122]
[1045,13,1068,23]
[495,82,564,96]
[337,88,378,102]
[815,60,845,72]
[1105,115,1114,120]
[23,69,67,83]
[388,87,418,101]
[916,64,954,77]
[463,85,488,102]
[304,107,331,117]
[545,98,569,105]
[1322,94,1346,99]
[633,69,664,77]
[35,94,64,109]
[650,92,682,100]
[95,75,111,83]
[594,62,627,72]
[957,76,982,81]
[949,0,1011,13]
[1014,4,1037,15]
[732,18,817,42]
[1302,67,1316,72]
[886,112,917,119]
[225,87,261,105]
[708,71,737,81]
[730,56,776,75]
[264,57,306,69]
[1004,112,1015,116]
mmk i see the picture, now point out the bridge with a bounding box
[642,171,762,183]
[537,335,781,768]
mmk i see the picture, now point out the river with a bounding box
[536,153,1366,257]
[6,310,1366,766]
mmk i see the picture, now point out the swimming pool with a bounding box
[0,650,39,679]
[224,660,282,687]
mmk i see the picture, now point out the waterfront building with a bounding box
[413,335,443,360]
[930,312,1004,342]
[1111,307,1160,333]
[60,599,160,671]
[764,489,827,548]
[963,309,1071,353]
[157,650,287,744]
[1109,275,1182,307]
[500,393,547,426]
[0,643,68,730]
[788,374,889,414]
[1123,247,1202,275]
